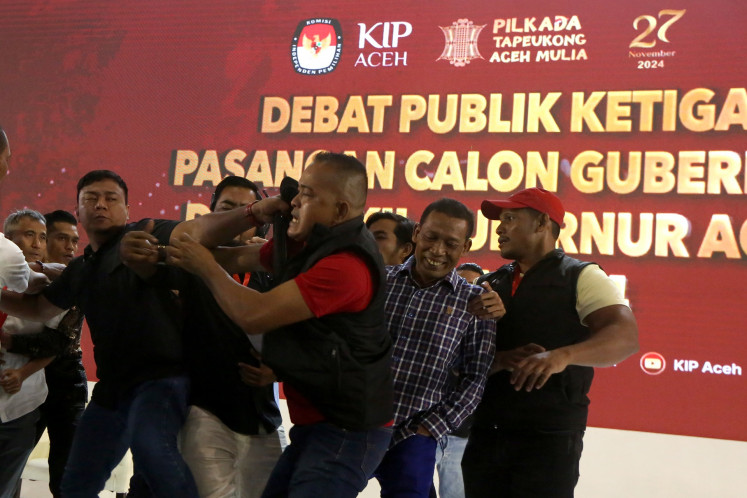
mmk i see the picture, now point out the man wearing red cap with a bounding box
[463,187,639,498]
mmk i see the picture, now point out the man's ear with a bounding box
[536,212,551,233]
[398,241,414,262]
[335,200,350,223]
[412,223,421,243]
[463,237,473,253]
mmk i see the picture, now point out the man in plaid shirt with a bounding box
[373,198,502,497]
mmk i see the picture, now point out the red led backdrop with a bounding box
[1,0,745,441]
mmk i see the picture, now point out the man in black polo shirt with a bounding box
[126,176,285,498]
[0,170,199,497]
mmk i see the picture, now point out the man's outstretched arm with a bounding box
[0,290,65,323]
[170,197,290,249]
[166,232,313,335]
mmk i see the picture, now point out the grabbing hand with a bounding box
[511,348,571,391]
[0,368,25,394]
[166,232,216,277]
[121,219,161,267]
[415,424,434,439]
[250,197,292,225]
[245,236,268,246]
[467,282,506,319]
[28,261,66,281]
[238,351,277,387]
[25,271,50,295]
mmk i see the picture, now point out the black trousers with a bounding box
[462,426,584,498]
[36,381,87,498]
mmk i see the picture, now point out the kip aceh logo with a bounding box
[291,18,343,75]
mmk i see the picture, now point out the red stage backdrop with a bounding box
[1,0,745,441]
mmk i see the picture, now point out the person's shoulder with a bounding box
[311,250,370,277]
[64,254,86,273]
[558,251,595,268]
[385,261,405,278]
[0,233,22,254]
[455,275,483,298]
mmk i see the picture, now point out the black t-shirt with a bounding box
[43,219,184,408]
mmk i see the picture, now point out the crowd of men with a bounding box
[0,125,639,498]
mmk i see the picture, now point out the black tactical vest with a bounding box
[262,217,394,430]
[474,250,594,432]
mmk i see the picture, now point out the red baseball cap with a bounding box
[481,188,565,226]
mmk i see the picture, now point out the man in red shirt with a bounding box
[164,152,393,497]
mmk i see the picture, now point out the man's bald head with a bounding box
[310,152,368,215]
[288,152,370,242]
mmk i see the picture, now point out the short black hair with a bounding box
[43,210,77,232]
[366,211,415,248]
[311,151,368,205]
[525,207,561,239]
[313,151,366,175]
[210,176,260,212]
[420,198,475,239]
[457,262,484,275]
[76,170,128,204]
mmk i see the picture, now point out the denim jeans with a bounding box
[60,376,198,498]
[0,409,39,498]
[434,434,468,498]
[374,434,438,498]
[462,427,584,498]
[261,422,391,498]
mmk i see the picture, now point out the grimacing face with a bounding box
[7,217,47,263]
[75,179,129,243]
[411,210,471,287]
[45,221,80,264]
[287,162,341,242]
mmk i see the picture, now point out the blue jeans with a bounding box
[60,376,198,498]
[374,434,438,498]
[261,422,391,498]
[0,409,39,498]
[434,434,468,498]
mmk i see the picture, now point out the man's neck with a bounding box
[411,265,450,288]
[516,247,558,274]
[87,226,124,252]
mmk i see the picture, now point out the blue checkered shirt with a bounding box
[385,258,496,445]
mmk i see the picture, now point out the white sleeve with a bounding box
[0,235,30,292]
[576,264,629,325]
[43,310,67,329]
